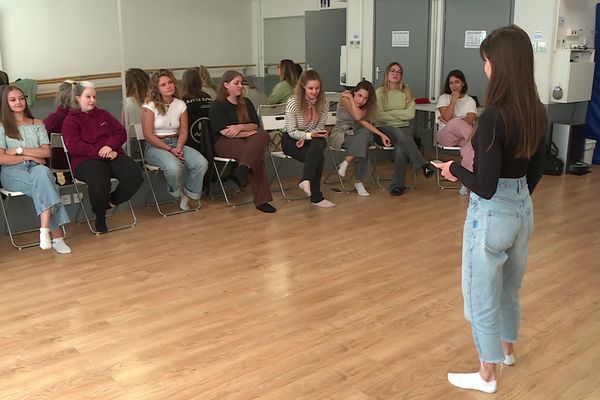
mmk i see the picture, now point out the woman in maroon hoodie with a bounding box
[62,82,142,233]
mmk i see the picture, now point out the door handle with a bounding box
[375,66,382,80]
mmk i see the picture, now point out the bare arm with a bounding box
[463,112,477,126]
[0,148,47,165]
[177,109,189,148]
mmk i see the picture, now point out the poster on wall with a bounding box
[392,31,409,47]
[464,30,487,48]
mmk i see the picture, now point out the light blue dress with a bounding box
[0,124,69,230]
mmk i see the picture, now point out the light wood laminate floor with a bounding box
[1,166,599,400]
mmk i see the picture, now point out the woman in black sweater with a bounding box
[435,25,547,394]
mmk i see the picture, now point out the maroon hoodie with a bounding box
[61,107,126,171]
[43,106,69,134]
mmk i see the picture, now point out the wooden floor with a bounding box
[1,165,599,400]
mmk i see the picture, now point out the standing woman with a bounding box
[375,62,435,196]
[332,80,392,197]
[209,70,275,213]
[62,82,143,233]
[141,69,209,211]
[0,85,71,253]
[436,69,478,195]
[283,69,334,207]
[435,25,547,394]
[268,59,298,105]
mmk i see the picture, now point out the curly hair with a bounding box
[145,69,179,115]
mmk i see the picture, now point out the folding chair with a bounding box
[132,124,201,216]
[433,122,462,190]
[211,155,254,207]
[0,187,65,250]
[60,134,137,234]
[369,143,417,190]
[258,104,306,201]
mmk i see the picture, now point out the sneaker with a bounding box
[52,237,72,254]
[256,202,276,213]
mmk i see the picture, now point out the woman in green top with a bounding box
[375,62,435,196]
[268,59,298,105]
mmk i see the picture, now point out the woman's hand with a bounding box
[433,160,458,182]
[310,130,328,138]
[24,155,46,165]
[107,151,118,160]
[450,90,461,103]
[295,139,305,148]
[169,146,185,160]
[98,146,113,158]
[380,134,392,147]
[340,91,352,100]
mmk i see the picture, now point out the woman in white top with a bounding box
[141,69,208,210]
[436,70,478,173]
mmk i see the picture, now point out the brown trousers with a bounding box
[214,131,273,206]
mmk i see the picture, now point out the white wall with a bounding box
[0,0,121,80]
[121,0,255,73]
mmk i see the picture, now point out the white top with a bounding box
[142,98,187,136]
[436,93,477,129]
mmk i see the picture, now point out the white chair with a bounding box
[132,124,201,216]
[60,134,137,234]
[0,188,65,249]
[258,104,306,201]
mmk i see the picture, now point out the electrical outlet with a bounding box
[60,194,71,205]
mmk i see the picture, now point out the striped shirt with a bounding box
[284,97,329,140]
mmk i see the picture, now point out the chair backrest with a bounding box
[132,124,145,141]
[49,132,69,171]
[260,114,285,132]
[258,103,286,117]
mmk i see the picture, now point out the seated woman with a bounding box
[268,59,298,105]
[209,70,275,213]
[62,82,143,233]
[283,69,334,208]
[198,65,218,100]
[44,80,76,185]
[375,62,435,196]
[436,69,478,194]
[123,68,149,126]
[141,69,209,211]
[0,85,71,253]
[332,80,392,197]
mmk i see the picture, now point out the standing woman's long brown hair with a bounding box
[479,25,547,158]
[216,70,250,123]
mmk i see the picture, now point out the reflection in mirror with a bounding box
[0,0,123,119]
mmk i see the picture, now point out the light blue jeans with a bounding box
[0,161,70,231]
[145,137,208,199]
[462,177,534,363]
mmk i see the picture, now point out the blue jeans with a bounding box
[145,137,208,199]
[462,177,534,363]
[0,161,70,231]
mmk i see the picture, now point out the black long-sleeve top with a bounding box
[450,107,545,199]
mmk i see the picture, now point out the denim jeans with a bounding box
[145,137,208,199]
[0,161,70,231]
[462,177,534,363]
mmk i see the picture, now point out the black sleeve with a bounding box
[526,140,545,194]
[209,101,230,135]
[450,110,503,199]
[246,98,260,125]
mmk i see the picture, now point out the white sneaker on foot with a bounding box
[298,180,311,197]
[338,161,349,177]
[52,238,72,254]
[354,182,370,196]
[448,372,497,394]
[312,199,335,208]
[503,353,516,366]
[39,228,51,250]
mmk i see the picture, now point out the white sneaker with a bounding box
[503,353,516,366]
[354,182,370,196]
[298,180,311,197]
[39,228,51,250]
[338,161,349,177]
[52,238,72,254]
[448,372,497,394]
[312,199,335,208]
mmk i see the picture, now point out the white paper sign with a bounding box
[464,30,487,48]
[392,31,409,47]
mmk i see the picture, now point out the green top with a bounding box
[268,81,294,105]
[375,86,415,128]
[0,123,50,149]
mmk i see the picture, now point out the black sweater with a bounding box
[450,107,545,199]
